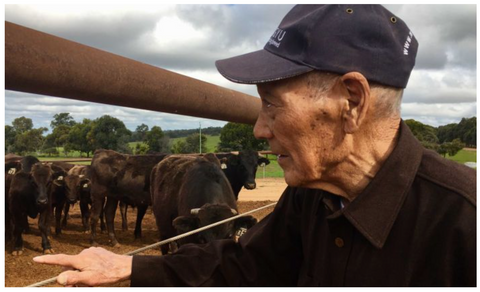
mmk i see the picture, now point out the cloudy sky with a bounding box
[4,4,477,133]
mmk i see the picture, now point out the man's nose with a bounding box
[253,112,273,140]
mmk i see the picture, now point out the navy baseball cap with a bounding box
[215,5,418,88]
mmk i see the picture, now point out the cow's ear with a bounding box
[53,175,65,186]
[80,178,91,188]
[234,215,257,230]
[220,157,228,169]
[173,216,199,235]
[228,155,239,166]
[258,157,270,166]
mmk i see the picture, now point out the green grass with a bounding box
[170,135,220,153]
[256,156,284,178]
[445,149,476,164]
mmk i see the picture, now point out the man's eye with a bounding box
[266,102,272,108]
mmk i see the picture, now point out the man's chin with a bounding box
[283,172,306,188]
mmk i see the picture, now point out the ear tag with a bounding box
[234,227,248,241]
[260,163,266,167]
[8,168,16,175]
[58,176,64,181]
[221,163,227,169]
[83,183,89,189]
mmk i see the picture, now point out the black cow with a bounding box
[151,154,257,255]
[216,150,270,199]
[63,165,104,233]
[5,155,22,243]
[90,149,167,247]
[8,157,64,255]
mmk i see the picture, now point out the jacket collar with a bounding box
[338,120,424,249]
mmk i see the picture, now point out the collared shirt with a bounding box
[131,121,476,286]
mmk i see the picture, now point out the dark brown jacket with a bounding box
[131,122,476,286]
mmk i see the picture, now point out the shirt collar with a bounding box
[341,120,424,249]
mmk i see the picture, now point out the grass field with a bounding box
[170,135,220,153]
[445,149,476,164]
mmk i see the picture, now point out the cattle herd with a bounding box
[4,150,270,256]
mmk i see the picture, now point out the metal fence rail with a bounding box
[5,21,261,125]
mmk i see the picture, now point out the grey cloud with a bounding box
[5,5,162,54]
[403,88,476,104]
[401,102,476,127]
[386,5,476,70]
[175,5,293,52]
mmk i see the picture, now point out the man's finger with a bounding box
[57,270,94,287]
[33,254,77,268]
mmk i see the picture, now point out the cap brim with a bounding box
[215,49,313,84]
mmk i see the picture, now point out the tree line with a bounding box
[405,117,476,157]
[5,113,475,158]
[4,113,268,157]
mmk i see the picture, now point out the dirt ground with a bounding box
[4,178,286,287]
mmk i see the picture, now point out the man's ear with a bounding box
[340,72,370,134]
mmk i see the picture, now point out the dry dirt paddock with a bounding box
[4,178,287,287]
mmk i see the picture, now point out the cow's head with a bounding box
[173,203,257,243]
[227,150,270,190]
[64,174,90,204]
[30,163,54,207]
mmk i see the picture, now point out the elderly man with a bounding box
[34,5,475,286]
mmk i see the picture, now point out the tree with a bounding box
[170,134,207,154]
[50,113,76,129]
[145,126,170,153]
[171,140,187,154]
[134,143,150,155]
[438,139,465,158]
[437,117,476,147]
[405,119,439,144]
[5,125,16,152]
[187,134,207,153]
[66,119,96,157]
[88,115,131,152]
[12,116,33,134]
[133,123,149,142]
[13,127,47,155]
[218,122,268,151]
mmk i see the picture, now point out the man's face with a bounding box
[254,75,347,188]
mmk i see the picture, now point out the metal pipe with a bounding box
[5,22,261,125]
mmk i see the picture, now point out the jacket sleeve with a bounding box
[130,187,304,287]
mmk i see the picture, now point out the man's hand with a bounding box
[33,247,132,287]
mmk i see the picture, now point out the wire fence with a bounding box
[26,202,277,287]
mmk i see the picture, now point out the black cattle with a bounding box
[8,157,64,255]
[89,149,167,247]
[216,150,270,199]
[5,155,22,243]
[63,165,104,233]
[151,154,257,255]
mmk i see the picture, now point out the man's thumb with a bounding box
[57,270,84,286]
